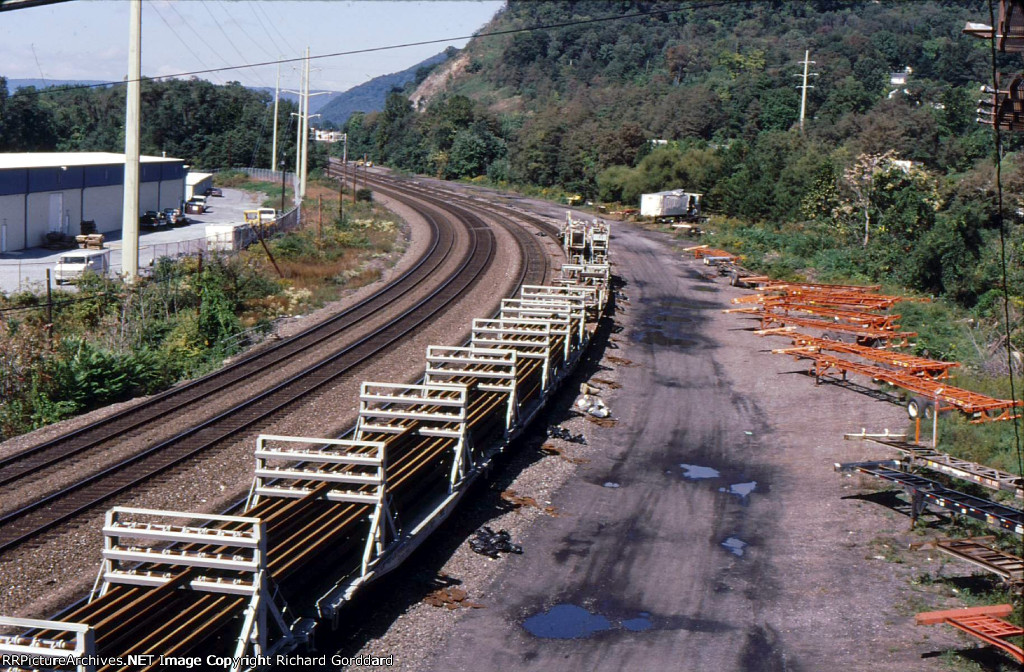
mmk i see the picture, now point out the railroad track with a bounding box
[0,206,449,491]
[0,172,598,669]
[0,179,552,554]
[336,161,564,240]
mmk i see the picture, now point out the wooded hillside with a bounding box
[339,0,1024,319]
[0,77,300,170]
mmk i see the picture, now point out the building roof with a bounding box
[186,172,213,185]
[0,152,183,169]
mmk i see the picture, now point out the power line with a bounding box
[163,1,228,85]
[246,1,288,62]
[150,1,221,85]
[199,0,271,88]
[9,1,728,97]
[985,0,1023,556]
[253,0,300,56]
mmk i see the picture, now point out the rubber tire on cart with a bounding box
[907,396,936,420]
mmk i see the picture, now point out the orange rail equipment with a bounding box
[778,333,959,379]
[807,352,1022,422]
[916,605,1024,664]
[753,279,881,293]
[684,245,738,262]
[764,292,904,311]
[754,314,917,347]
[762,302,901,330]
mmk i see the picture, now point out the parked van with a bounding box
[243,209,277,229]
[55,249,110,284]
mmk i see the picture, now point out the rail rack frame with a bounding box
[0,617,94,672]
[835,460,1024,535]
[95,507,293,665]
[247,435,394,576]
[0,262,611,669]
[911,537,1024,586]
[916,605,1024,664]
[542,266,609,308]
[807,353,1021,423]
[845,433,1024,500]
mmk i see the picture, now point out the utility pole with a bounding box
[342,132,348,165]
[286,48,328,202]
[293,56,304,201]
[300,47,311,199]
[795,50,818,134]
[121,0,142,282]
[271,60,281,170]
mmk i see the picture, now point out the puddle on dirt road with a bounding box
[523,605,612,639]
[721,537,748,557]
[602,481,621,488]
[719,481,757,499]
[679,463,720,480]
[523,604,659,639]
[621,613,654,632]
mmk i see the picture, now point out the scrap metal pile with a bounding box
[0,226,613,671]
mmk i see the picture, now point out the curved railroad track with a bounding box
[0,179,552,554]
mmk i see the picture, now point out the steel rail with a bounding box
[0,191,496,553]
[6,172,565,666]
[0,192,451,488]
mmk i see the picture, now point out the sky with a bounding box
[0,0,506,92]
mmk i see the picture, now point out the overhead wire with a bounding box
[11,1,730,97]
[198,0,272,88]
[986,0,1024,569]
[253,0,300,56]
[150,1,222,85]
[247,0,288,62]
[163,0,228,85]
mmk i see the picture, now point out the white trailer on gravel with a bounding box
[640,189,702,220]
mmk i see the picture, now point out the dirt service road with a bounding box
[423,220,964,671]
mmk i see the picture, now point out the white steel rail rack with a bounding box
[93,507,292,669]
[425,345,519,434]
[247,434,394,576]
[0,276,611,668]
[0,618,94,672]
[356,382,470,490]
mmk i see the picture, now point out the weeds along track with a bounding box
[0,181,542,554]
[0,172,601,670]
[0,210,447,494]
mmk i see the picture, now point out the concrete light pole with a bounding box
[121,0,142,282]
[271,60,281,171]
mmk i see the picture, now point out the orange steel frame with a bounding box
[755,302,901,329]
[916,605,1024,663]
[807,352,1022,422]
[686,245,738,261]
[752,280,881,293]
[779,332,959,379]
[754,313,917,346]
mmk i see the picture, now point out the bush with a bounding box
[356,188,373,202]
